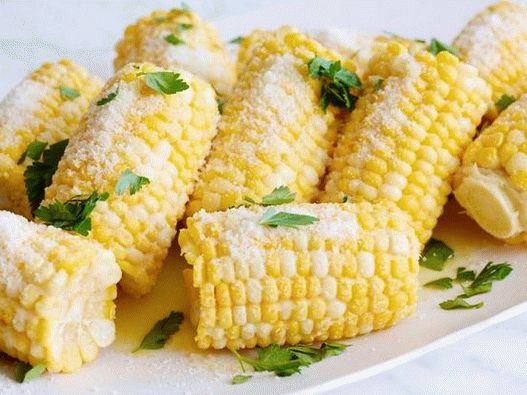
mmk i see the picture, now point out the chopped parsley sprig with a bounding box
[259,207,319,228]
[134,311,183,352]
[164,33,186,46]
[115,169,150,195]
[495,94,516,112]
[15,362,46,383]
[427,38,458,56]
[34,191,109,236]
[138,71,189,95]
[230,342,348,380]
[307,57,362,111]
[229,36,244,45]
[59,86,80,100]
[244,186,296,206]
[19,139,69,212]
[419,238,454,271]
[96,85,120,106]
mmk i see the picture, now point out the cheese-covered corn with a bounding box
[0,59,103,218]
[453,1,527,118]
[454,94,527,242]
[43,63,219,297]
[319,42,491,244]
[114,8,235,95]
[186,27,343,216]
[0,210,121,373]
[179,202,419,350]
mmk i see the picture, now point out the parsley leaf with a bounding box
[176,23,193,32]
[424,277,453,289]
[439,297,483,310]
[307,57,361,111]
[142,71,189,95]
[17,140,47,164]
[454,267,476,283]
[259,207,319,228]
[231,342,348,379]
[243,186,296,206]
[216,97,225,114]
[373,78,384,92]
[427,38,458,56]
[461,262,512,298]
[229,36,244,44]
[134,311,183,352]
[419,238,454,271]
[34,191,109,236]
[495,94,516,112]
[115,169,150,195]
[15,362,46,383]
[165,33,186,46]
[232,375,252,384]
[96,85,120,106]
[22,139,69,212]
[59,86,80,100]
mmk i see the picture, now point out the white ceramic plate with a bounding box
[1,0,526,394]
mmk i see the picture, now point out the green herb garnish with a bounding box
[460,262,512,298]
[115,169,150,196]
[34,191,109,236]
[59,86,80,100]
[373,78,384,92]
[244,186,296,206]
[96,85,120,106]
[134,311,183,352]
[307,57,361,111]
[15,362,46,383]
[495,94,516,112]
[440,297,484,310]
[419,238,454,271]
[141,71,189,95]
[259,207,319,228]
[424,277,453,289]
[427,38,458,56]
[229,36,244,45]
[216,97,225,114]
[17,140,48,164]
[164,33,186,46]
[22,139,69,212]
[454,267,476,283]
[176,23,193,32]
[232,375,252,384]
[231,342,348,379]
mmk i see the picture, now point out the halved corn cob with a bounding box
[0,210,121,373]
[43,62,219,297]
[319,41,491,244]
[186,28,343,216]
[114,8,235,95]
[453,1,527,118]
[454,94,527,242]
[0,59,103,218]
[179,202,419,350]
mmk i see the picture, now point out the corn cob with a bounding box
[43,62,219,297]
[0,210,121,373]
[186,28,343,216]
[179,202,419,350]
[114,8,235,95]
[453,1,527,118]
[319,42,491,244]
[0,59,103,218]
[454,94,527,242]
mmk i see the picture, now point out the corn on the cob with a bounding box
[453,1,527,118]
[186,28,343,216]
[179,202,419,350]
[454,94,527,242]
[319,42,491,244]
[43,62,219,297]
[0,210,121,373]
[114,8,235,95]
[0,60,103,218]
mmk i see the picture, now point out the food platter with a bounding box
[1,0,526,394]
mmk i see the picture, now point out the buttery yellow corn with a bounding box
[319,42,491,244]
[0,59,103,218]
[43,62,219,297]
[179,202,419,350]
[0,210,121,373]
[186,27,343,216]
[454,94,527,242]
[114,8,235,95]
[453,1,527,118]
